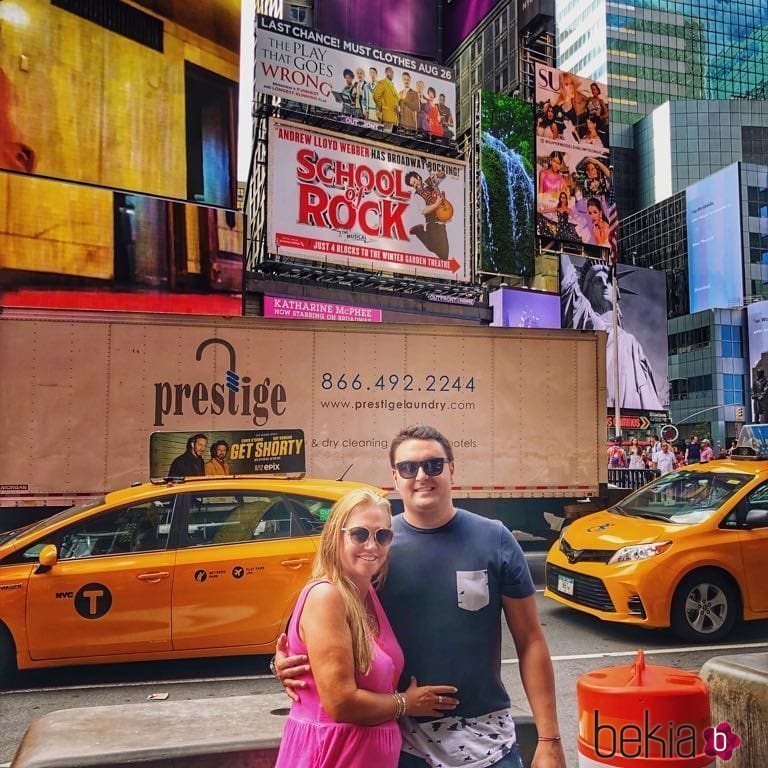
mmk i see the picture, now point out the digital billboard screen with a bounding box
[444,0,501,58]
[478,90,535,279]
[747,300,768,421]
[534,65,615,253]
[0,172,243,315]
[489,288,560,329]
[686,163,743,313]
[267,119,468,282]
[0,1,239,208]
[560,254,669,411]
[313,0,439,60]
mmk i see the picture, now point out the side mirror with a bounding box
[744,508,768,528]
[35,544,58,573]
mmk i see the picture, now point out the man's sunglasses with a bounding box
[393,457,446,479]
[341,527,394,546]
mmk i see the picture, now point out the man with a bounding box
[340,68,355,116]
[753,368,768,422]
[607,437,626,468]
[398,72,419,131]
[205,440,231,476]
[699,438,714,463]
[685,435,701,465]
[436,93,454,139]
[168,433,207,477]
[653,442,677,475]
[561,255,664,410]
[277,425,566,768]
[373,66,400,132]
[366,67,380,120]
[406,170,449,261]
[647,433,662,464]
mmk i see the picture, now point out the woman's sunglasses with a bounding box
[393,458,446,479]
[341,527,394,546]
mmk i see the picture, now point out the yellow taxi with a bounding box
[546,428,768,642]
[0,476,381,684]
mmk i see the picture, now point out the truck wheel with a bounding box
[670,571,737,642]
[0,626,17,687]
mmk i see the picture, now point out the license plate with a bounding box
[557,574,575,596]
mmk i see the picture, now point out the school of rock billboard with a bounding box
[560,254,669,412]
[267,120,469,282]
[255,15,456,141]
[534,65,615,252]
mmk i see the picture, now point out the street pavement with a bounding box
[1,552,766,767]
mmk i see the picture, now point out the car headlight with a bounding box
[608,541,672,564]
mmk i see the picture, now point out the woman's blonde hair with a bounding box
[311,488,392,674]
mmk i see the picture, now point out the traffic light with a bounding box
[736,407,744,421]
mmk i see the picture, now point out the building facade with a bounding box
[556,0,768,214]
[619,161,768,446]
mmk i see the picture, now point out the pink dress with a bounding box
[275,581,404,768]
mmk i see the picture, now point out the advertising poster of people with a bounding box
[267,119,468,281]
[478,90,535,279]
[560,254,669,411]
[747,301,768,422]
[150,430,306,478]
[535,64,615,251]
[254,15,456,141]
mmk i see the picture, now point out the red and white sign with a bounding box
[267,120,469,281]
[264,296,382,322]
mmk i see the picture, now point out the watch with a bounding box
[269,655,278,677]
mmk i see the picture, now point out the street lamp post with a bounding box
[612,265,621,438]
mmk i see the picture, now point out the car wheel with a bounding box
[0,626,17,687]
[670,571,738,642]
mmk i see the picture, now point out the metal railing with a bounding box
[608,468,657,490]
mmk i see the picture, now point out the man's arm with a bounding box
[502,595,566,768]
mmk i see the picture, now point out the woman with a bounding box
[536,103,559,139]
[554,73,584,143]
[587,197,610,246]
[586,82,608,125]
[582,158,611,199]
[539,151,568,194]
[627,438,646,470]
[554,191,581,242]
[275,489,457,768]
[580,116,604,148]
[426,87,443,137]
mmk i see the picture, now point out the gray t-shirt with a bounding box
[378,508,535,719]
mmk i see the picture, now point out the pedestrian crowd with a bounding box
[608,434,733,475]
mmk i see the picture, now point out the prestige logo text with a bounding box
[153,338,287,427]
[594,711,740,761]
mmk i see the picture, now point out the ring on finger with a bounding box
[437,695,444,704]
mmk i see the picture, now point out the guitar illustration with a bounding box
[434,192,454,222]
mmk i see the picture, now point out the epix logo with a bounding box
[153,338,287,427]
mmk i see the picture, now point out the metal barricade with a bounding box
[608,468,657,490]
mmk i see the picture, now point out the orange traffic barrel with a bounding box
[577,650,713,767]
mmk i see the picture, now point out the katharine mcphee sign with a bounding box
[266,120,469,281]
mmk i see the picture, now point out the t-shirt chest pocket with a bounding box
[456,569,489,611]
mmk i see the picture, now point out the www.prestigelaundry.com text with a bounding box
[320,399,476,412]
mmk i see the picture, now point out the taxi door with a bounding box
[25,496,177,660]
[172,492,319,650]
[738,483,768,613]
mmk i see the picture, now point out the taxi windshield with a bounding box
[610,471,750,524]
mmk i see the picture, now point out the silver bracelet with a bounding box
[269,656,278,677]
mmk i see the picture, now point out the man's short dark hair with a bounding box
[389,425,454,466]
[187,433,207,451]
[211,440,229,458]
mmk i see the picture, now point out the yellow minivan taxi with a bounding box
[545,454,768,642]
[0,476,381,684]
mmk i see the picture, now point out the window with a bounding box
[723,374,743,406]
[289,5,308,24]
[182,492,332,546]
[43,498,176,560]
[721,325,743,358]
